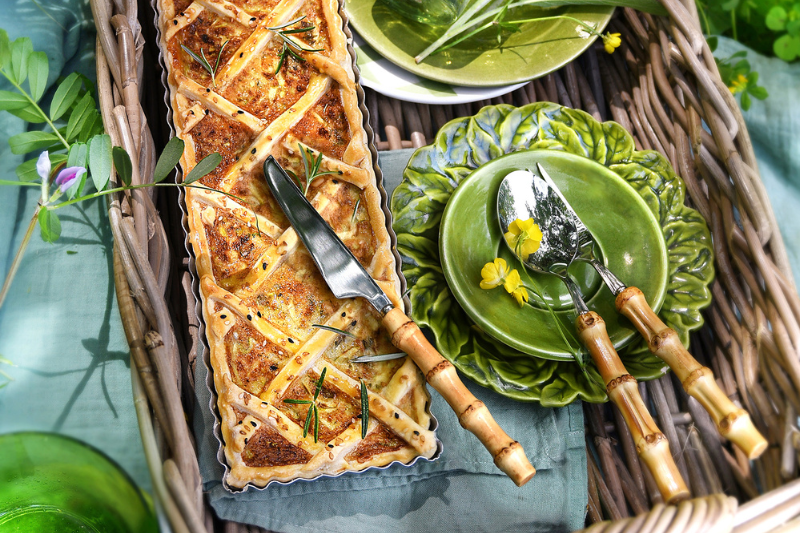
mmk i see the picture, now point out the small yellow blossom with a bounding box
[728,74,748,94]
[511,286,529,306]
[480,259,529,307]
[602,32,621,54]
[504,218,543,259]
[480,258,511,290]
[503,268,522,294]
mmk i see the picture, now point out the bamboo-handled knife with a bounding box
[263,157,536,487]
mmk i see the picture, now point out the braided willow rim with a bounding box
[91,0,800,530]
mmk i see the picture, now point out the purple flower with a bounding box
[36,151,51,182]
[55,166,86,193]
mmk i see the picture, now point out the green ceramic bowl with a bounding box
[440,150,668,360]
[391,102,715,405]
[345,0,613,87]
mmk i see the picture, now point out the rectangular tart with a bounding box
[155,0,437,487]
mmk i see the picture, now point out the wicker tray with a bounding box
[91,0,800,530]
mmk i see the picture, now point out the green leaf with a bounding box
[741,91,751,111]
[774,34,800,61]
[16,153,67,182]
[78,111,103,143]
[66,93,94,141]
[706,36,718,52]
[749,86,769,100]
[38,207,61,243]
[8,104,47,123]
[67,142,88,169]
[153,136,185,182]
[786,19,800,37]
[49,72,82,120]
[0,90,30,111]
[8,131,59,155]
[766,6,788,31]
[0,29,10,69]
[10,37,32,85]
[721,0,739,11]
[27,51,48,102]
[184,152,221,184]
[88,134,112,191]
[112,146,133,186]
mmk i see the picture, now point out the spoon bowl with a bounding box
[497,170,588,314]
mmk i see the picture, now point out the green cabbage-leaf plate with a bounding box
[390,102,715,406]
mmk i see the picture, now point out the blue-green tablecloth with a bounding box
[1,0,800,530]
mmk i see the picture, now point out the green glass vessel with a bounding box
[0,432,158,532]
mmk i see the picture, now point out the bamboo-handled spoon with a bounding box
[498,170,690,504]
[535,163,767,460]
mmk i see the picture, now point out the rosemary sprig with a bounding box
[360,380,369,439]
[283,367,328,442]
[287,143,341,195]
[311,324,356,338]
[351,197,360,225]
[268,16,323,74]
[180,39,229,87]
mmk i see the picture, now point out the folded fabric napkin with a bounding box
[194,149,588,533]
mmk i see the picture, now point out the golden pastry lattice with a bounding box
[157,0,437,487]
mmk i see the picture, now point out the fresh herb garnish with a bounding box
[311,324,356,338]
[287,143,339,195]
[360,380,369,439]
[283,366,327,442]
[351,197,360,225]
[268,16,322,74]
[180,39,229,88]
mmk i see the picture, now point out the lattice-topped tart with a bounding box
[155,0,438,488]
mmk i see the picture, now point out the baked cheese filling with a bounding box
[155,0,437,487]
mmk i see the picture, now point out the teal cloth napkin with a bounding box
[194,147,587,533]
[0,0,152,491]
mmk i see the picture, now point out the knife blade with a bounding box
[263,156,536,486]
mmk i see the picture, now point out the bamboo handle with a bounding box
[576,311,690,504]
[616,287,767,459]
[382,308,536,487]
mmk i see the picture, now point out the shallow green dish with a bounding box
[440,150,668,360]
[390,103,715,405]
[345,0,613,87]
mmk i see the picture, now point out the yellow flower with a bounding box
[480,258,511,290]
[728,74,748,94]
[503,268,522,294]
[511,286,529,306]
[504,218,543,258]
[480,258,529,307]
[602,32,621,54]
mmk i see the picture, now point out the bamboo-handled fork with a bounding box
[534,162,767,460]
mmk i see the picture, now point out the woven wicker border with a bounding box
[90,0,800,530]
